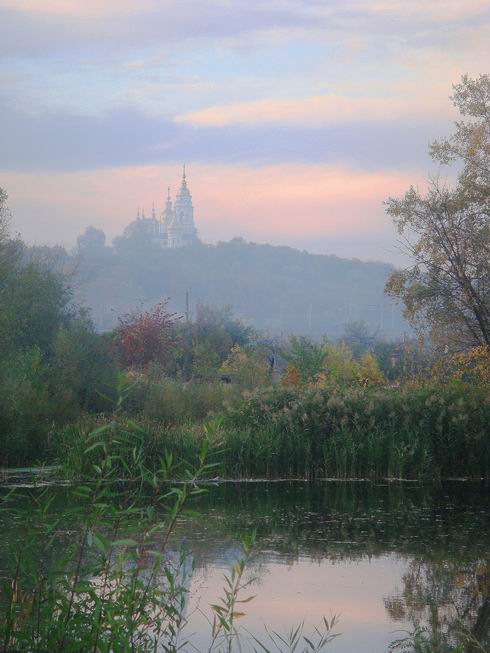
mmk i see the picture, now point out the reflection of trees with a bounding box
[172,481,490,568]
[385,558,490,652]
[4,481,488,573]
[2,480,489,652]
[176,481,490,652]
[8,480,474,585]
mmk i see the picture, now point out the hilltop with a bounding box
[64,232,406,338]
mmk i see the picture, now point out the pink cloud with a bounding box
[195,164,419,234]
[175,92,453,128]
[187,556,406,648]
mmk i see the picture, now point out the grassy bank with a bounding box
[54,382,490,480]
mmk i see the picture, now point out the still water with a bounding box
[169,481,490,652]
[2,478,489,651]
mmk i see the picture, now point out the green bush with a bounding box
[49,317,118,415]
[0,323,118,466]
[143,377,229,424]
[0,348,53,465]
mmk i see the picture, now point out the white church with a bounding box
[128,166,199,248]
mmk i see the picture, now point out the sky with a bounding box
[0,0,489,263]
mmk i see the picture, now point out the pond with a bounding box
[169,481,490,652]
[2,478,490,652]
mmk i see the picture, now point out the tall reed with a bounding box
[222,383,490,479]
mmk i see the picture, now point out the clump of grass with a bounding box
[143,377,229,424]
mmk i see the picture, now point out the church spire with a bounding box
[163,185,174,227]
[151,202,156,221]
[181,164,187,189]
[165,187,172,209]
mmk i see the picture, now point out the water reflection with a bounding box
[169,481,490,652]
[1,480,489,651]
[385,557,490,652]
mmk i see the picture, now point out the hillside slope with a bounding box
[73,237,406,338]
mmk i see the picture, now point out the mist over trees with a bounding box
[61,231,407,340]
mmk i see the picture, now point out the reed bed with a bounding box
[55,382,490,481]
[220,383,490,479]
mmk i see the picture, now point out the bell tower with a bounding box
[173,165,198,246]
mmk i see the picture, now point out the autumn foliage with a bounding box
[432,345,490,385]
[280,363,302,387]
[115,301,179,370]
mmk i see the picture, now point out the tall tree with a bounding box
[77,226,106,252]
[0,189,72,357]
[385,74,490,350]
